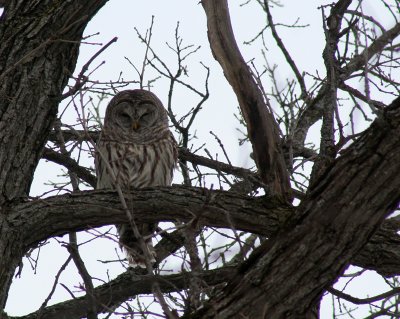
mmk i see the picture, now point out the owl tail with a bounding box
[117,223,157,269]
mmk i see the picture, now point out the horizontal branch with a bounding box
[46,129,317,179]
[10,267,234,319]
[9,186,291,251]
[328,285,400,305]
[46,130,259,183]
[6,183,400,277]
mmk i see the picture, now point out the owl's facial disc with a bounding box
[113,100,157,133]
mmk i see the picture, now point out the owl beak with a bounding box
[132,120,140,131]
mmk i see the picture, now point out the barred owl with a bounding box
[95,89,177,268]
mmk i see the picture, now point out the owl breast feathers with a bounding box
[95,89,177,268]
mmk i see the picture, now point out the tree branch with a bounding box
[186,96,400,318]
[342,21,400,76]
[264,0,308,100]
[42,148,96,187]
[46,130,317,179]
[201,0,291,200]
[9,187,292,251]
[294,18,400,145]
[310,0,352,184]
[10,267,234,319]
[6,182,400,278]
[328,286,400,305]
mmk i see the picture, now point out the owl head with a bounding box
[103,89,169,142]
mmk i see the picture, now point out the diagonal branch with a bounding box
[264,0,308,100]
[10,267,234,319]
[201,0,291,200]
[186,96,400,318]
[342,21,400,76]
[42,148,97,187]
[294,19,400,145]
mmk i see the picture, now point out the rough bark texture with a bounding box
[201,0,291,200]
[5,185,400,275]
[8,267,234,319]
[0,0,107,309]
[9,187,291,251]
[186,97,400,318]
[309,0,352,184]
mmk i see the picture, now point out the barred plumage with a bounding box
[95,89,177,268]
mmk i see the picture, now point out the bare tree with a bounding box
[1,0,400,318]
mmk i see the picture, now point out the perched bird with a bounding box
[95,89,177,268]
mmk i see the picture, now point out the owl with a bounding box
[95,89,177,268]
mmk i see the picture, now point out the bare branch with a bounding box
[11,267,234,319]
[42,148,96,187]
[202,0,291,200]
[5,182,400,278]
[343,21,400,76]
[328,286,400,305]
[62,37,118,100]
[309,0,353,183]
[263,0,308,101]
[186,95,400,318]
[11,187,291,250]
[295,16,400,145]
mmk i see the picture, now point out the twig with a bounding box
[53,119,98,319]
[62,37,118,99]
[36,256,72,319]
[264,0,308,101]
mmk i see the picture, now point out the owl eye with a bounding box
[119,112,131,126]
[141,111,152,121]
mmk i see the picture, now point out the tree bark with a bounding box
[201,0,291,200]
[0,0,107,309]
[9,187,291,251]
[9,267,234,319]
[6,185,400,278]
[186,97,400,318]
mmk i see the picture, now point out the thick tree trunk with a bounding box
[187,97,400,318]
[0,0,107,310]
[0,218,23,310]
